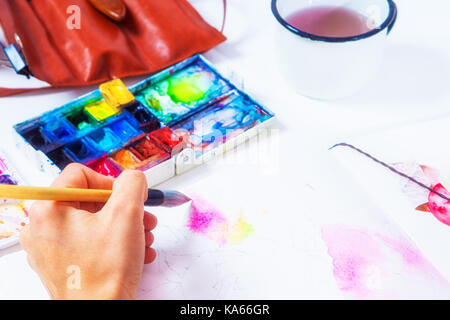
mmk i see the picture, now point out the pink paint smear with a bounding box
[187,195,254,246]
[322,225,448,299]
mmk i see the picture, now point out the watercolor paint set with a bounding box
[13,55,275,186]
[0,151,30,249]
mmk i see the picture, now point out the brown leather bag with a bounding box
[0,0,226,96]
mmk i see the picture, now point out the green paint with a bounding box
[167,75,206,104]
[145,95,163,111]
[230,217,254,243]
[77,122,90,130]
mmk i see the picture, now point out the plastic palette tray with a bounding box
[13,55,275,186]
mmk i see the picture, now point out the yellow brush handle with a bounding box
[0,185,113,203]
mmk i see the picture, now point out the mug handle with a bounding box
[387,0,398,34]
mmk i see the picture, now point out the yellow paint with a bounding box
[100,79,135,108]
[229,216,254,244]
[113,150,140,169]
[85,100,118,121]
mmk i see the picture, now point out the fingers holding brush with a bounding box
[145,247,157,264]
[144,211,157,231]
[144,211,157,264]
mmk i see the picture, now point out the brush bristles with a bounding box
[161,191,191,207]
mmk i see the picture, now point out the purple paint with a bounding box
[0,175,17,185]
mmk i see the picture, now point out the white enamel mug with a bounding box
[272,0,397,100]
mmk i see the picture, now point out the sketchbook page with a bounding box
[299,146,450,299]
[136,147,341,299]
[134,132,450,299]
[332,116,450,282]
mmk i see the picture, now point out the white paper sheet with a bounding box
[332,116,450,283]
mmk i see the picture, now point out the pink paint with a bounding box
[428,183,450,226]
[0,159,7,174]
[187,196,226,234]
[322,225,449,298]
[186,195,254,246]
[322,225,384,297]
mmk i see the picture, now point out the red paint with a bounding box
[149,127,185,155]
[428,184,450,226]
[129,137,169,162]
[88,157,122,178]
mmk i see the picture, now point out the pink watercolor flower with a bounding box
[428,183,450,226]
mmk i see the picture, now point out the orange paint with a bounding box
[113,149,141,169]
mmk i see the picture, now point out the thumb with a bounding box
[102,170,148,219]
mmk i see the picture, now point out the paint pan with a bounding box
[108,116,143,144]
[43,117,77,143]
[112,149,142,170]
[86,127,122,153]
[46,147,74,170]
[17,121,55,152]
[84,100,118,122]
[88,157,122,178]
[64,138,103,164]
[129,136,170,163]
[99,79,135,108]
[148,126,185,155]
[123,101,161,133]
[65,107,98,131]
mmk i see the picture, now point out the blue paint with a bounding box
[64,139,103,164]
[86,128,122,153]
[108,116,142,144]
[172,91,272,156]
[43,117,76,142]
[17,121,55,152]
[123,101,161,133]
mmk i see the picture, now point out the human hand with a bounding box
[20,164,157,300]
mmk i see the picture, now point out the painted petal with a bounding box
[420,165,441,187]
[415,203,431,213]
[428,183,450,226]
[391,162,430,205]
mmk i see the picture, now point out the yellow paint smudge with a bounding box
[229,216,254,244]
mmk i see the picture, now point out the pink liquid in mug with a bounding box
[286,6,372,37]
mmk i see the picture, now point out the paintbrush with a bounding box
[0,185,191,208]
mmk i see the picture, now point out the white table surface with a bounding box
[1,0,450,299]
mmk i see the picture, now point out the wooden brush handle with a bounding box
[0,185,113,203]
